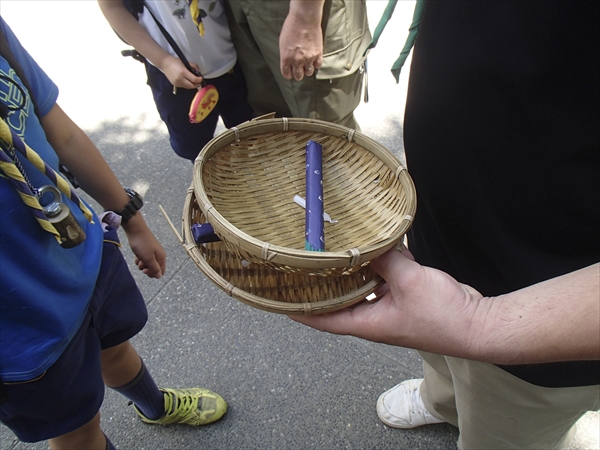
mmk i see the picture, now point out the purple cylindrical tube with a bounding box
[305,140,324,251]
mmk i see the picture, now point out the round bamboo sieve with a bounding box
[193,117,416,276]
[182,187,382,315]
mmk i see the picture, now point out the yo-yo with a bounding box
[189,84,219,123]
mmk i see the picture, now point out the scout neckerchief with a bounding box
[0,117,94,243]
[187,0,210,37]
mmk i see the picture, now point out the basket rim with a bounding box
[192,117,417,270]
[181,187,382,315]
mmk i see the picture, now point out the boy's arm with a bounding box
[40,103,166,279]
[97,0,203,89]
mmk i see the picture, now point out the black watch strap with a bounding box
[118,188,143,223]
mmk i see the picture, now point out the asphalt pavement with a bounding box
[0,1,597,449]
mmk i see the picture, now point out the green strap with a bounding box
[391,0,425,83]
[364,0,399,55]
[365,0,425,83]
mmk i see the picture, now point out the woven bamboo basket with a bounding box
[193,117,416,276]
[170,188,382,315]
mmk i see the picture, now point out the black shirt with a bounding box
[404,0,599,387]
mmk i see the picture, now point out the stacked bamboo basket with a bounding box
[180,117,417,315]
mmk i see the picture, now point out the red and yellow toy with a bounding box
[189,84,219,123]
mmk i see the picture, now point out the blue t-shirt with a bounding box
[0,18,103,382]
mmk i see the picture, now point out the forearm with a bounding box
[287,0,325,25]
[97,0,171,70]
[40,104,131,213]
[41,103,166,277]
[466,263,600,364]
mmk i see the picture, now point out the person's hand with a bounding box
[160,55,204,90]
[290,247,483,356]
[279,5,324,81]
[122,215,167,279]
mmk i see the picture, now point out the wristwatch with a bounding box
[117,188,144,223]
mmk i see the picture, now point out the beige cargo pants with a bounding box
[420,351,599,449]
[224,0,371,130]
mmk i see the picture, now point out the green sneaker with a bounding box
[134,388,227,426]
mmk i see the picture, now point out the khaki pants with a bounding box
[419,351,600,449]
[224,0,371,129]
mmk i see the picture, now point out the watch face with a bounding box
[120,189,143,222]
[130,191,143,209]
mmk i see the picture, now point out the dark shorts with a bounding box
[0,227,148,443]
[146,60,254,161]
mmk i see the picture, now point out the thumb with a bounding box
[370,247,415,284]
[145,259,163,279]
[313,54,323,70]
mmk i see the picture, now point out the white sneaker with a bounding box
[377,379,445,428]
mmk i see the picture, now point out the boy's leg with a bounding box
[0,230,136,446]
[48,413,107,450]
[0,338,118,450]
[101,340,142,386]
[98,228,227,426]
[0,311,108,446]
[102,341,228,426]
[101,342,164,421]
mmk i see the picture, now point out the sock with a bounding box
[104,434,117,450]
[110,360,165,420]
